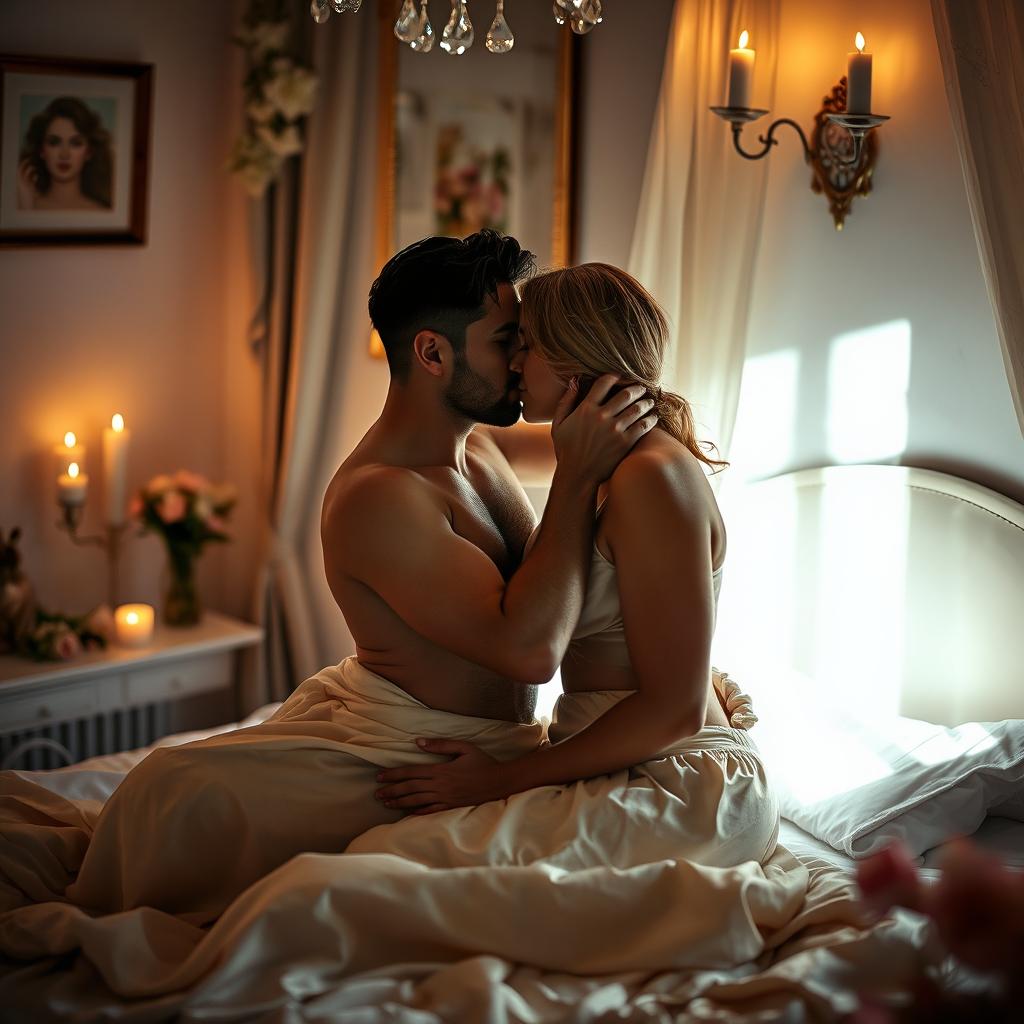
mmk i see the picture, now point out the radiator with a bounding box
[0,701,172,771]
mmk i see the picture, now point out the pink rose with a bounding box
[158,490,187,523]
[174,470,210,493]
[55,629,82,660]
[147,474,175,495]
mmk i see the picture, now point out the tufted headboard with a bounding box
[713,465,1024,726]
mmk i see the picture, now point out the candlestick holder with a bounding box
[55,500,129,609]
[710,76,890,230]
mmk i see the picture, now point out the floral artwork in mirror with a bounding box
[372,3,578,355]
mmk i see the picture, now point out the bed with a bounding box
[1,463,1022,1021]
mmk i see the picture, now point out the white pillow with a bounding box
[747,672,1024,859]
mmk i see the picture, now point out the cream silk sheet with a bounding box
[0,659,938,1021]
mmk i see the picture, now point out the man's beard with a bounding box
[444,353,522,427]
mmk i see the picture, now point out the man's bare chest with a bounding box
[429,461,536,580]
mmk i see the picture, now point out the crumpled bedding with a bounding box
[0,659,941,1022]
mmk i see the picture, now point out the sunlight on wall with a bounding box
[826,319,911,463]
[727,348,800,482]
[813,475,909,719]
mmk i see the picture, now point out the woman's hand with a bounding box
[17,159,39,209]
[375,739,510,814]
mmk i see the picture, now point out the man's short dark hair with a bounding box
[368,230,536,380]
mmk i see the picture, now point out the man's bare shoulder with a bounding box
[322,463,447,541]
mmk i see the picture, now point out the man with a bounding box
[321,230,656,722]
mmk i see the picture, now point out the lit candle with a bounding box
[114,603,155,647]
[54,430,85,478]
[58,461,88,505]
[847,32,872,114]
[727,30,755,109]
[102,413,132,526]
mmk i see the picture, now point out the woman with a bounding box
[18,96,113,211]
[368,263,778,872]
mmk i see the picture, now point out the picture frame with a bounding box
[0,55,153,247]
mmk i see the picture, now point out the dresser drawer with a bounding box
[0,682,99,732]
[124,652,232,706]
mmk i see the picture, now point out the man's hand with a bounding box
[374,739,511,814]
[552,374,656,486]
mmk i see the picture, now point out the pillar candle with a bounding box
[727,30,755,109]
[58,462,88,505]
[102,413,131,526]
[54,430,85,478]
[847,32,872,114]
[114,603,155,647]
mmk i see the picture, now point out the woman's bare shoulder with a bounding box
[607,430,706,502]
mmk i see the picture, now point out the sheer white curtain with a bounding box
[242,12,378,709]
[628,0,780,464]
[931,0,1024,438]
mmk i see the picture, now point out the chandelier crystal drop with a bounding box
[394,0,420,41]
[410,1,436,52]
[310,0,608,51]
[440,1,475,55]
[486,1,514,53]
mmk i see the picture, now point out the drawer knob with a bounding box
[37,706,51,719]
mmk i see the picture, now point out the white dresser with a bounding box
[0,611,263,770]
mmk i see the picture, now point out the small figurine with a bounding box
[0,527,37,655]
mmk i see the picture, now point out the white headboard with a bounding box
[713,465,1024,726]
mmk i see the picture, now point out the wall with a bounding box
[731,0,1023,500]
[0,0,263,623]
[574,0,1021,503]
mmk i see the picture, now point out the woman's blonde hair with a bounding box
[520,263,728,472]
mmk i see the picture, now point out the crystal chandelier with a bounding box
[310,0,605,54]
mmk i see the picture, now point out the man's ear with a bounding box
[412,330,452,378]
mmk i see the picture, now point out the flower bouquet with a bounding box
[228,3,319,198]
[21,606,115,662]
[131,471,237,626]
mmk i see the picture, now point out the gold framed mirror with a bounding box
[371,2,579,357]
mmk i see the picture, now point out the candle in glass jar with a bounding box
[847,32,872,114]
[102,413,131,526]
[54,430,85,478]
[114,603,155,647]
[58,462,88,505]
[727,30,755,109]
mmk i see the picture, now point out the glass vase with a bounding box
[163,548,201,626]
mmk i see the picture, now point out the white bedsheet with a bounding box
[0,693,957,1023]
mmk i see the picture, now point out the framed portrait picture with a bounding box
[0,55,153,247]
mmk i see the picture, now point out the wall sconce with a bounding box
[710,32,890,230]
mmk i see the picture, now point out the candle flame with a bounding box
[112,413,125,431]
[855,31,865,52]
[738,29,749,48]
[126,611,139,625]
[68,462,80,479]
[64,431,76,448]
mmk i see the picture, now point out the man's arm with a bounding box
[329,378,655,685]
[477,422,556,487]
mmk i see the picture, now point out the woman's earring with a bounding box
[568,375,579,391]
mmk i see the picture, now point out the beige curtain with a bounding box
[628,0,780,464]
[931,0,1024,438]
[243,11,377,709]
